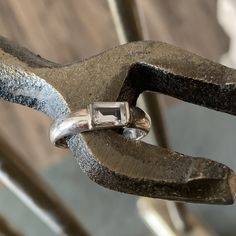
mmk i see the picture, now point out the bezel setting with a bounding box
[89,102,130,129]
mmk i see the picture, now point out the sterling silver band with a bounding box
[50,102,151,148]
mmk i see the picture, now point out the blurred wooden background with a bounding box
[0,0,228,169]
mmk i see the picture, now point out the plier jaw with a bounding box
[0,36,236,204]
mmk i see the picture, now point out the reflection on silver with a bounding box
[50,102,151,148]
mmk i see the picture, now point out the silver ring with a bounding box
[50,102,151,148]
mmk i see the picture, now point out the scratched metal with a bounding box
[0,36,235,204]
[0,62,69,118]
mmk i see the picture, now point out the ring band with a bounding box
[50,102,151,148]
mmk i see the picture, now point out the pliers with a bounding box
[0,36,236,205]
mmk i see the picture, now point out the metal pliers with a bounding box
[0,36,236,205]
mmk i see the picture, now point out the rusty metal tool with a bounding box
[0,36,236,205]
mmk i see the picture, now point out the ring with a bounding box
[50,102,151,148]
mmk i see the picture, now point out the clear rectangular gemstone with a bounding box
[89,102,129,128]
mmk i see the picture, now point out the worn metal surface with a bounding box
[0,36,236,204]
